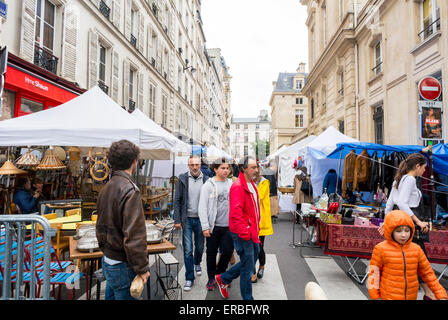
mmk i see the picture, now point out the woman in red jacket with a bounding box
[368,210,447,300]
[214,156,261,300]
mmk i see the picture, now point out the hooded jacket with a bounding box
[229,172,261,244]
[368,210,447,300]
[257,177,273,237]
[198,177,233,233]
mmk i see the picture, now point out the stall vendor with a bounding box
[13,177,40,214]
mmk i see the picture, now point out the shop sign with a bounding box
[0,1,7,19]
[420,101,443,141]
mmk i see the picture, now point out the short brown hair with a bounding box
[212,158,229,171]
[108,140,140,171]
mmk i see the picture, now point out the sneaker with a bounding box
[251,274,258,283]
[184,280,194,291]
[195,264,202,276]
[206,279,216,291]
[257,268,264,279]
[215,274,229,299]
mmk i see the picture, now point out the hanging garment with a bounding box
[384,153,395,191]
[342,150,357,195]
[353,150,372,191]
[369,151,379,191]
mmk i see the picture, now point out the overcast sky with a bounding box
[201,0,309,118]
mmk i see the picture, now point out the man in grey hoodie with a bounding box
[198,158,234,291]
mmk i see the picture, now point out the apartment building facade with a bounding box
[301,0,447,145]
[0,0,231,149]
[269,62,309,154]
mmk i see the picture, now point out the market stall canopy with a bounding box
[205,145,232,161]
[129,109,190,155]
[325,142,424,159]
[0,86,181,159]
[267,145,289,160]
[432,143,448,175]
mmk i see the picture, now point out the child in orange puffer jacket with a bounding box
[368,210,448,300]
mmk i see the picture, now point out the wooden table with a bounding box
[69,236,176,300]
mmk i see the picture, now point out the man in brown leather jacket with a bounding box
[96,140,149,300]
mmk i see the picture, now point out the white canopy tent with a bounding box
[267,145,289,161]
[302,126,359,198]
[0,86,184,160]
[278,135,317,187]
[205,145,232,162]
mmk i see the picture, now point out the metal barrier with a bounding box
[0,214,54,300]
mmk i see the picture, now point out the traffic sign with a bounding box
[418,76,441,101]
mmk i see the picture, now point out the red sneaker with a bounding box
[215,274,229,299]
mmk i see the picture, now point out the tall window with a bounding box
[35,0,56,52]
[322,2,327,47]
[99,44,107,84]
[236,124,240,129]
[149,83,156,120]
[311,99,314,119]
[373,41,382,75]
[244,124,248,130]
[322,86,327,110]
[296,80,303,90]
[129,69,135,101]
[421,0,440,40]
[244,133,248,143]
[255,132,259,141]
[244,145,248,157]
[295,109,304,128]
[339,71,344,96]
[131,8,137,36]
[162,94,168,127]
[296,97,303,105]
[338,119,345,134]
[373,106,384,144]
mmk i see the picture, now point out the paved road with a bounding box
[75,211,448,300]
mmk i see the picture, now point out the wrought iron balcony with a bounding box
[372,61,383,75]
[129,99,136,112]
[98,80,109,95]
[338,88,344,96]
[163,72,167,79]
[150,57,155,67]
[99,0,111,20]
[151,2,158,18]
[130,34,137,48]
[34,45,58,74]
[163,25,168,34]
[419,18,441,41]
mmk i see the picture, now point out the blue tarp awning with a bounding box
[433,143,448,174]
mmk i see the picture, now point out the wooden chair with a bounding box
[43,213,57,220]
[65,208,81,217]
[37,222,69,260]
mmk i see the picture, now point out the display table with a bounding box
[319,221,448,284]
[69,237,176,300]
[142,191,170,220]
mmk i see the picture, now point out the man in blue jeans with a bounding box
[174,155,210,291]
[96,140,150,300]
[215,156,261,300]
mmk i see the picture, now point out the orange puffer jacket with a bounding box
[368,210,448,300]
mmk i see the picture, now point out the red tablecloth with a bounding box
[320,221,448,264]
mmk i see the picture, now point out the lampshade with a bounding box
[44,146,66,161]
[15,148,40,168]
[37,149,66,170]
[0,160,28,175]
[68,146,81,161]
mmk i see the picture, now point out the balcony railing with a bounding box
[129,99,136,112]
[130,34,137,48]
[163,72,167,80]
[151,2,158,18]
[98,80,109,95]
[34,45,58,74]
[338,88,344,96]
[372,61,383,75]
[150,57,155,67]
[418,18,441,41]
[99,0,111,20]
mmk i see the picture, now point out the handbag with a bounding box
[301,179,313,195]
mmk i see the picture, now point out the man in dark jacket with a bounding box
[174,155,210,291]
[96,140,149,300]
[13,177,40,214]
[200,158,214,178]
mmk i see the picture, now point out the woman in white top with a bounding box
[382,152,435,300]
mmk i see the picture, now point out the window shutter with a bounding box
[123,60,130,107]
[88,30,99,89]
[137,72,144,111]
[138,12,145,53]
[21,0,36,63]
[61,5,78,82]
[111,50,119,102]
[112,0,121,29]
[124,0,131,41]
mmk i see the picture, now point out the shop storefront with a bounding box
[1,53,84,120]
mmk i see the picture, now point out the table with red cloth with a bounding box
[315,220,448,283]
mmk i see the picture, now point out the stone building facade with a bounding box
[301,0,447,145]
[269,62,309,154]
[0,0,231,149]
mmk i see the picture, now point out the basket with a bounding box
[15,148,40,168]
[37,149,66,170]
[278,187,294,194]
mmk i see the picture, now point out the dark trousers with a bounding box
[258,236,266,267]
[206,226,234,281]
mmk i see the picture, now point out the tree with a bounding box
[251,139,270,160]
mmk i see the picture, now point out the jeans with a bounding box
[102,257,137,300]
[206,226,234,280]
[220,233,259,300]
[183,217,205,281]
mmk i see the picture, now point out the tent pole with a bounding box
[429,145,435,223]
[335,148,343,195]
[171,153,176,213]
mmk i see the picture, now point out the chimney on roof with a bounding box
[297,62,306,73]
[272,81,277,90]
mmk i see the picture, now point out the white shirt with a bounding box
[385,175,422,217]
